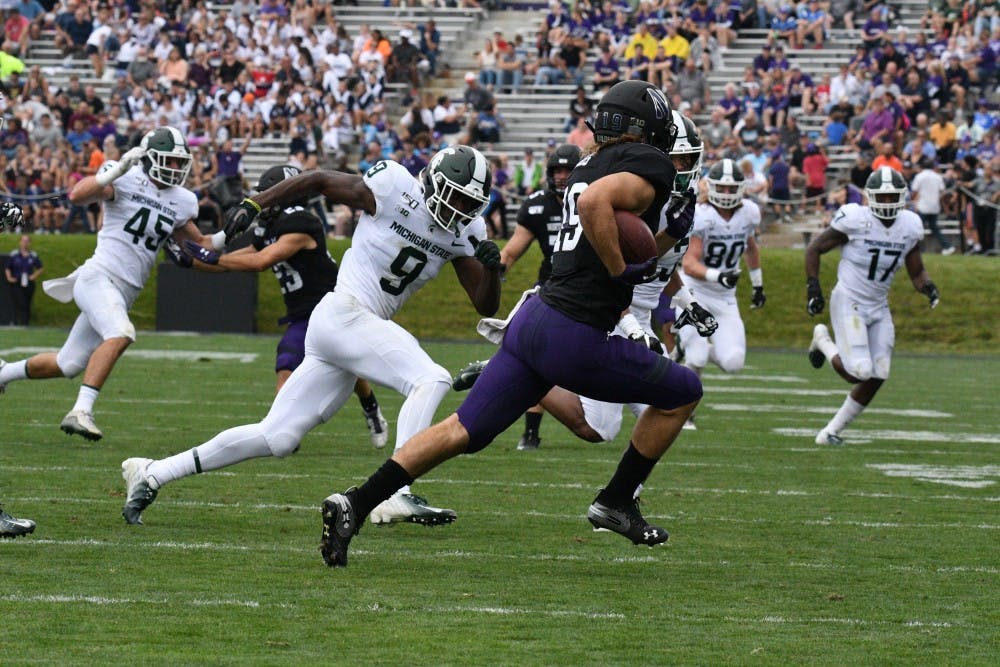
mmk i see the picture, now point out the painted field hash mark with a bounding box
[712,403,953,418]
[867,464,1000,488]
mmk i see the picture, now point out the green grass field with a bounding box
[1,328,997,665]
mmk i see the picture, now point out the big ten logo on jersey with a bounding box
[554,181,587,253]
[395,192,420,218]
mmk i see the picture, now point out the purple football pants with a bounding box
[276,317,309,372]
[457,296,703,452]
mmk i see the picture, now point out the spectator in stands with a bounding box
[497,41,525,94]
[512,147,543,197]
[743,81,766,119]
[127,46,156,87]
[30,114,62,152]
[703,106,731,151]
[802,142,828,214]
[930,110,958,165]
[910,156,955,254]
[469,102,502,149]
[625,43,651,81]
[388,29,421,88]
[689,25,722,72]
[432,94,466,145]
[417,19,441,76]
[752,43,774,81]
[786,64,814,113]
[623,20,658,61]
[59,5,92,59]
[855,96,895,152]
[566,86,594,134]
[592,47,621,92]
[719,82,744,127]
[943,55,969,110]
[735,108,763,146]
[659,20,689,71]
[676,54,710,113]
[566,115,593,148]
[824,110,850,146]
[768,148,793,221]
[860,7,888,53]
[554,33,587,88]
[157,47,189,88]
[903,129,937,164]
[3,7,31,57]
[796,0,830,50]
[762,83,789,132]
[398,95,435,142]
[968,160,999,254]
[871,142,904,172]
[771,5,798,48]
[463,71,494,112]
[476,38,498,89]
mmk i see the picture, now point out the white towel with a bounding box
[476,286,539,344]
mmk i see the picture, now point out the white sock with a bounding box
[0,359,28,384]
[825,395,865,435]
[72,385,100,413]
[147,424,272,488]
[393,379,451,497]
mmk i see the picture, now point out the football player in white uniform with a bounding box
[0,126,224,441]
[120,146,503,527]
[805,167,940,445]
[676,158,767,429]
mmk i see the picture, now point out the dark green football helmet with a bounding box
[139,126,192,187]
[422,145,492,233]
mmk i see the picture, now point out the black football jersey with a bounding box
[252,207,338,321]
[540,142,675,331]
[514,189,563,283]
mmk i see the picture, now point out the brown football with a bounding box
[614,210,657,263]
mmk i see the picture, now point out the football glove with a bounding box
[664,189,696,239]
[920,280,940,309]
[806,277,825,315]
[223,198,262,240]
[0,202,24,229]
[615,257,658,285]
[718,270,740,289]
[182,240,220,265]
[674,302,718,337]
[163,238,192,268]
[472,238,503,271]
[751,286,767,309]
[629,332,665,355]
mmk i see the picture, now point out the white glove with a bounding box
[96,147,146,186]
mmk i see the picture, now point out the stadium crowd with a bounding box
[0,0,995,251]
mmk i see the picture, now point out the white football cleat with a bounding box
[369,493,456,526]
[60,409,103,441]
[815,429,844,446]
[121,457,158,525]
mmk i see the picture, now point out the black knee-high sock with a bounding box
[523,411,542,434]
[598,442,658,506]
[348,459,414,519]
[359,389,379,413]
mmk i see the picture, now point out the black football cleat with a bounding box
[452,360,487,391]
[516,430,541,451]
[587,492,669,547]
[320,491,361,567]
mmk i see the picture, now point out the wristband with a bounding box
[704,268,720,283]
[244,198,262,213]
[619,312,644,338]
[671,286,694,310]
[210,230,227,251]
[749,268,763,288]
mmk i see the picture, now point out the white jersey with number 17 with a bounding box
[830,203,923,306]
[89,163,198,289]
[335,160,486,320]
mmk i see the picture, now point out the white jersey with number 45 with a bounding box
[88,163,198,289]
[830,203,923,305]
[335,160,486,320]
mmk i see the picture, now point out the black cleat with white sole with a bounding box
[587,493,669,547]
[452,360,487,392]
[320,491,361,567]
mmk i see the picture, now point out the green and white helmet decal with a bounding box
[865,166,908,221]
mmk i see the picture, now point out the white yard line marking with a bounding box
[427,606,625,620]
[712,403,953,418]
[774,427,1000,444]
[0,347,258,363]
[0,593,262,607]
[867,464,1000,489]
[705,386,850,396]
[702,373,808,383]
[6,540,995,578]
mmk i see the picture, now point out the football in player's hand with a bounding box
[615,210,657,263]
